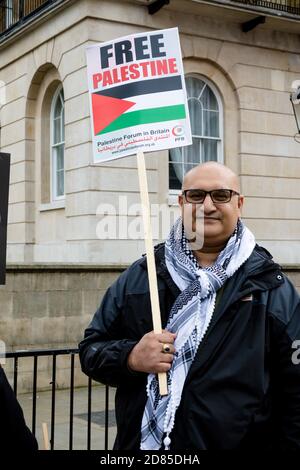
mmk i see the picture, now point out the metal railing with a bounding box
[1,0,299,38]
[228,0,300,15]
[0,0,59,36]
[5,348,112,451]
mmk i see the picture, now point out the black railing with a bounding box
[0,0,59,36]
[5,348,113,450]
[229,0,300,15]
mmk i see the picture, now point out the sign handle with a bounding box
[42,422,50,450]
[137,151,168,396]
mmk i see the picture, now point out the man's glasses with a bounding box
[182,189,240,204]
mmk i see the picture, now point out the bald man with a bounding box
[80,163,300,450]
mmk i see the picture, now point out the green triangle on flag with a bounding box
[91,93,135,135]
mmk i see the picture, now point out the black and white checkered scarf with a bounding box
[140,217,255,450]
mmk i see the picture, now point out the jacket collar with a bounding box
[140,242,284,300]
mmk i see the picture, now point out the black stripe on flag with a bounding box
[95,75,183,99]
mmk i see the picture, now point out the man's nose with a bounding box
[201,193,217,211]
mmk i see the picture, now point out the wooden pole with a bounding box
[42,422,50,450]
[137,151,168,396]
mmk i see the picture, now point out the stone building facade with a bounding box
[0,0,299,388]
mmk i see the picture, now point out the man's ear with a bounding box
[238,195,244,215]
[178,194,183,207]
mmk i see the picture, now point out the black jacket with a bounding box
[0,366,38,451]
[79,243,300,450]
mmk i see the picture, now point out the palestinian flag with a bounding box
[91,76,186,136]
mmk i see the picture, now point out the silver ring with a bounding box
[162,343,171,354]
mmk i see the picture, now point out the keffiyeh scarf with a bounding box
[140,217,256,450]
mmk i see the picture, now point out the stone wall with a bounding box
[0,265,124,392]
[284,268,300,292]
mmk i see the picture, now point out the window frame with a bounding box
[169,74,224,199]
[50,85,65,202]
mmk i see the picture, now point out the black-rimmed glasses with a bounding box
[182,189,240,204]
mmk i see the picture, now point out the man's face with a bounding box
[178,166,244,249]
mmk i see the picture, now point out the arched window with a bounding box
[169,76,223,190]
[50,86,65,200]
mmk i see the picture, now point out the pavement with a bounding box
[18,385,117,450]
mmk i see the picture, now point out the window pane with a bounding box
[184,137,201,165]
[201,139,218,162]
[169,138,206,190]
[56,144,64,171]
[54,117,62,144]
[54,94,62,119]
[201,86,219,111]
[203,110,219,137]
[56,170,64,197]
[169,161,183,190]
[51,88,65,200]
[185,76,205,99]
[53,90,64,144]
[53,145,65,197]
[61,108,65,141]
[188,98,202,136]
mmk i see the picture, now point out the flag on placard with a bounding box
[86,28,192,163]
[92,76,186,136]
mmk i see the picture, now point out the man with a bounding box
[79,162,300,450]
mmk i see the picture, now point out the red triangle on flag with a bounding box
[91,93,135,135]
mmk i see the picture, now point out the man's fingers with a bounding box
[159,353,174,363]
[156,363,172,373]
[156,332,176,344]
[159,344,175,354]
[162,329,177,338]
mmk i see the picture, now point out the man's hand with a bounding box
[127,329,177,374]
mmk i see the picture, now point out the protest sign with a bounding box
[86,27,192,163]
[86,29,192,395]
